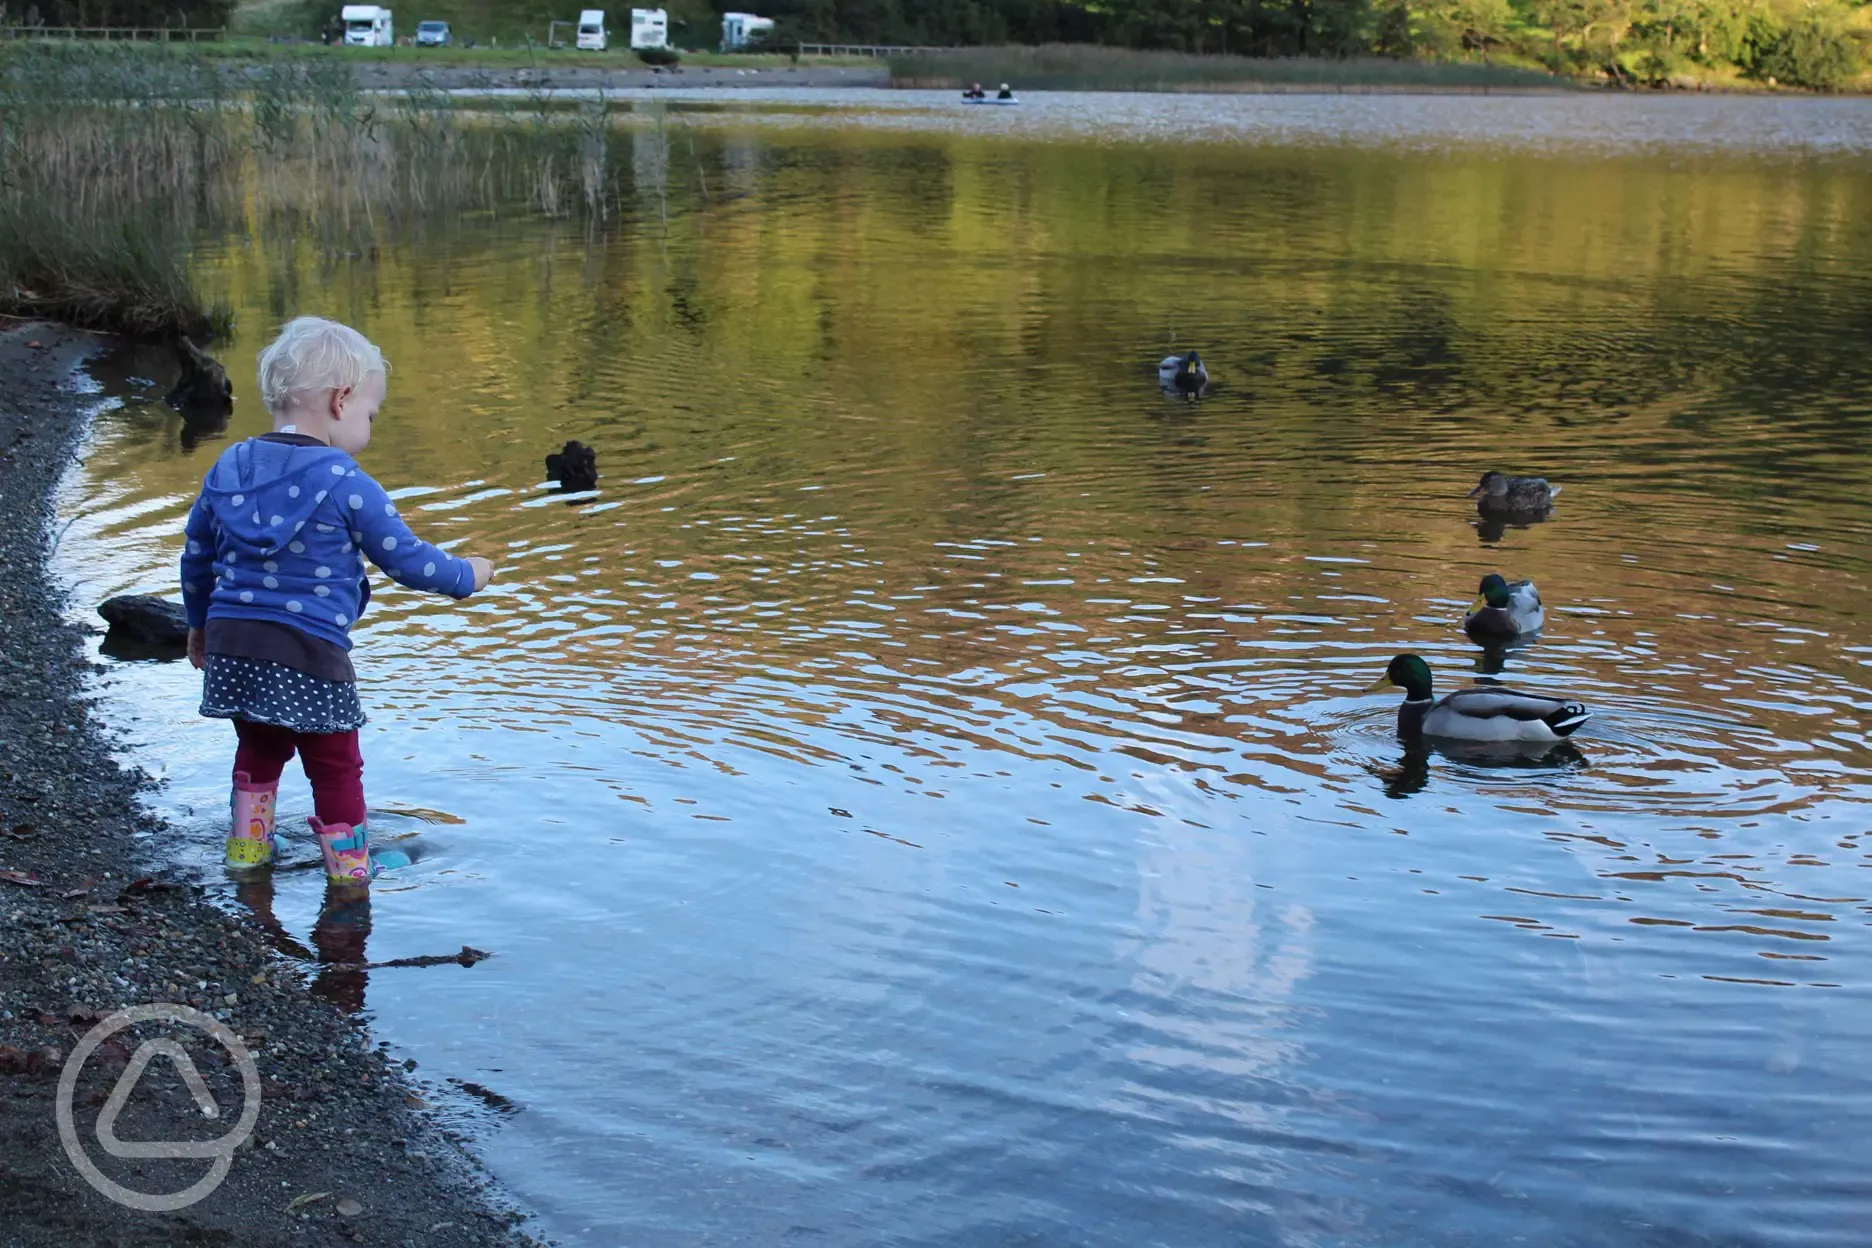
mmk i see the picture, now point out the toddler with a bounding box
[180,317,493,885]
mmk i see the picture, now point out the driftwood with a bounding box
[323,945,493,972]
[164,336,233,417]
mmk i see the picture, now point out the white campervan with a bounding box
[576,9,607,50]
[341,5,393,45]
[629,8,668,49]
[719,11,773,50]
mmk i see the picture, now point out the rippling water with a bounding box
[59,94,1872,1245]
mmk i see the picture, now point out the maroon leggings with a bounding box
[233,720,367,828]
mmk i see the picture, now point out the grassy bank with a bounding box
[184,39,871,69]
[891,46,1567,92]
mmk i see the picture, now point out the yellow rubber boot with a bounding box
[225,772,279,869]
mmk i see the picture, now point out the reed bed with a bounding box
[0,43,675,338]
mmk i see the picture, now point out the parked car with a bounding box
[576,9,607,50]
[341,4,394,46]
[629,8,667,49]
[719,12,773,51]
[415,19,451,45]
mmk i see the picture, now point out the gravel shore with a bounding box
[0,323,537,1247]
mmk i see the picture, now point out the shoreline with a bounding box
[0,323,536,1247]
[295,61,891,91]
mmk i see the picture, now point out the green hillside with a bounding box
[229,0,1870,89]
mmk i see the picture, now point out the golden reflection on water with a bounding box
[62,108,1872,1244]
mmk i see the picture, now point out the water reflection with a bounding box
[57,107,1872,1247]
[233,871,377,1011]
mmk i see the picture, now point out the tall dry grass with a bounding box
[0,43,636,338]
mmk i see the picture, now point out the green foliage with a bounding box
[10,0,235,29]
[1746,12,1858,90]
[215,0,1863,88]
[636,45,681,64]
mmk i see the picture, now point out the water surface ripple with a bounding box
[61,96,1872,1246]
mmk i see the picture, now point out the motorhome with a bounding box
[341,5,393,45]
[719,11,773,50]
[576,9,607,49]
[629,8,668,49]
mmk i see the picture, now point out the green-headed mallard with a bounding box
[1462,573,1544,643]
[1365,653,1589,742]
[1468,471,1558,514]
[1158,352,1208,397]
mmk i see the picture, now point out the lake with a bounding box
[60,91,1872,1246]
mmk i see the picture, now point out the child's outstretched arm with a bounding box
[342,473,493,597]
[180,492,218,668]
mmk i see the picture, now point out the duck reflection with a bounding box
[1375,739,1432,798]
[1372,738,1588,799]
[1473,511,1551,544]
[1472,641,1511,676]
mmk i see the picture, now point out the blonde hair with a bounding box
[257,316,388,411]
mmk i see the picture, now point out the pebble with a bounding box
[0,325,540,1248]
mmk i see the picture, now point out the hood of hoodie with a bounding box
[202,439,355,558]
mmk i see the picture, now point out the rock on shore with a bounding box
[0,323,538,1248]
[98,594,190,646]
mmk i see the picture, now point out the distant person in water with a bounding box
[997,82,1014,99]
[180,317,495,888]
[964,81,986,99]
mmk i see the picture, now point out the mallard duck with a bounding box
[1462,573,1544,643]
[1158,351,1208,396]
[1468,471,1558,513]
[1365,653,1589,742]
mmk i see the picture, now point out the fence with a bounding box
[0,25,225,42]
[795,43,956,58]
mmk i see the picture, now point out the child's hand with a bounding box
[187,627,206,670]
[466,557,495,592]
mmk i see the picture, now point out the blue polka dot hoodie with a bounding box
[179,437,475,650]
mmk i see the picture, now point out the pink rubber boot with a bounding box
[225,772,279,869]
[311,816,373,886]
[310,817,408,885]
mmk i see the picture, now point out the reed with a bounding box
[0,42,685,337]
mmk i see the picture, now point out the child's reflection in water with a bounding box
[232,873,374,1013]
[311,884,373,1012]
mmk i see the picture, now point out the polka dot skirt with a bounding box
[200,655,365,734]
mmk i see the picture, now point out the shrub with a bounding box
[1748,16,1859,92]
[636,46,681,66]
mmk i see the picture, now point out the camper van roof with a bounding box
[340,5,382,17]
[579,9,604,20]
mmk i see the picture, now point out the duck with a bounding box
[545,439,598,492]
[1462,573,1544,643]
[1365,653,1589,742]
[1468,471,1558,513]
[1158,351,1208,396]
